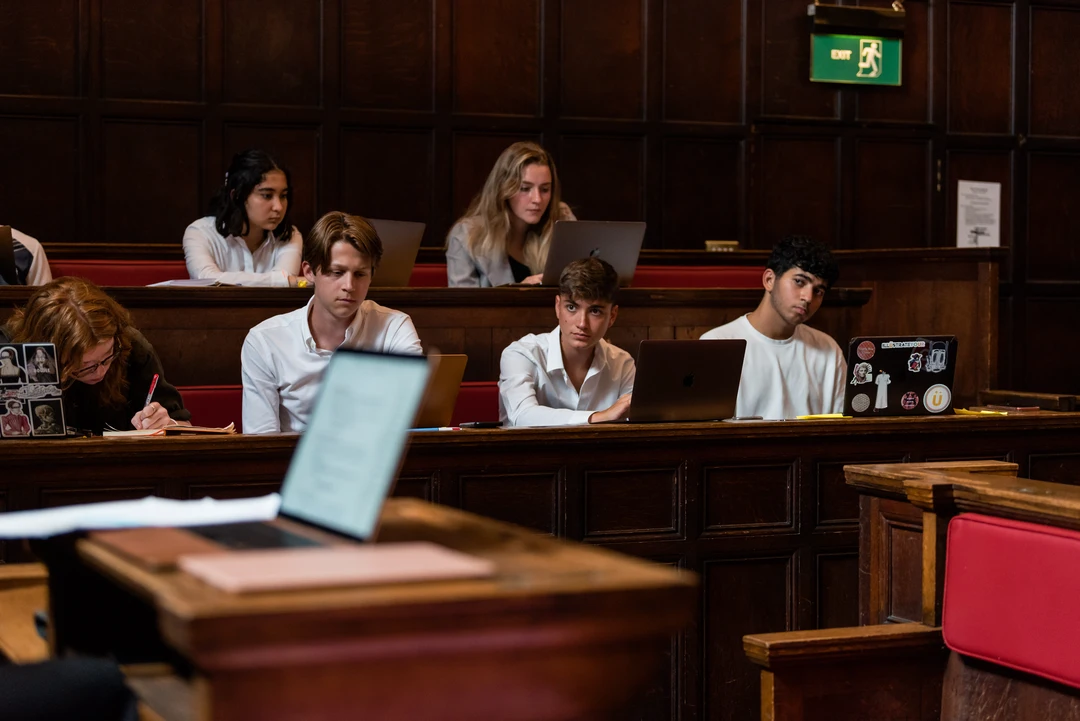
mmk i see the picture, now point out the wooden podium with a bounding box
[36,499,696,721]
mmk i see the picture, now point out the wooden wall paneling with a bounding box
[560,0,646,119]
[457,469,563,535]
[1026,152,1080,281]
[340,128,434,241]
[862,496,924,624]
[450,132,542,221]
[1026,453,1080,486]
[0,117,81,242]
[814,550,860,628]
[187,482,283,499]
[558,135,646,222]
[222,0,321,106]
[755,135,840,247]
[854,0,933,123]
[101,0,202,101]
[393,473,439,501]
[852,139,931,247]
[452,0,540,116]
[759,0,839,119]
[815,454,909,530]
[661,138,742,250]
[1030,5,1080,138]
[40,486,158,509]
[946,151,1013,256]
[102,121,202,245]
[947,2,1014,135]
[703,555,793,721]
[221,124,321,235]
[0,0,80,97]
[1022,299,1080,394]
[661,0,743,124]
[582,464,684,541]
[341,0,434,111]
[701,461,796,535]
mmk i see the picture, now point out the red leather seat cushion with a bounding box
[943,512,1080,689]
[52,260,189,287]
[176,385,243,432]
[630,265,763,288]
[450,381,498,425]
[408,263,448,287]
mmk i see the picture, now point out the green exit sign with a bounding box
[811,34,901,86]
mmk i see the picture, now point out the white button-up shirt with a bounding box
[499,327,636,427]
[242,297,423,433]
[183,215,302,286]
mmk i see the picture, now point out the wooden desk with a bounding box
[0,286,870,387]
[38,499,694,721]
[7,414,1080,721]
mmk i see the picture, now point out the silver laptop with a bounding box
[539,220,646,287]
[624,340,746,423]
[370,218,425,287]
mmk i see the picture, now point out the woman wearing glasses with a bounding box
[0,278,190,434]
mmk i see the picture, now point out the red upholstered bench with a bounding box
[176,385,243,432]
[450,381,499,425]
[407,263,448,287]
[630,265,764,288]
[51,259,189,287]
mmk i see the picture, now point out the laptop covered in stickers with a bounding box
[0,342,66,438]
[842,335,958,417]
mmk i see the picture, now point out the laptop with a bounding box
[843,335,959,417]
[0,342,65,438]
[189,349,431,550]
[412,354,467,428]
[539,220,646,287]
[369,218,425,287]
[622,339,746,423]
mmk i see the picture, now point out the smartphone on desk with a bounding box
[459,421,502,429]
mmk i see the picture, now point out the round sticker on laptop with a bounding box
[901,391,919,410]
[851,393,871,413]
[857,341,876,361]
[923,384,951,413]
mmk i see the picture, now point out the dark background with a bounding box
[0,0,1076,392]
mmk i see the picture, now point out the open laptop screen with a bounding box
[280,349,430,540]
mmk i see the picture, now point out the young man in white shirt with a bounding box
[499,257,635,427]
[242,212,423,433]
[701,235,845,419]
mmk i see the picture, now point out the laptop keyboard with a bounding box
[188,522,323,550]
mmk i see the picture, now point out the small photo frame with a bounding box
[29,399,66,437]
[0,398,32,438]
[0,345,27,386]
[24,343,59,385]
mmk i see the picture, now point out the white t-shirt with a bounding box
[700,314,846,419]
[499,327,635,427]
[183,215,301,286]
[242,298,423,433]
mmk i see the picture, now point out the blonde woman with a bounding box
[446,142,576,287]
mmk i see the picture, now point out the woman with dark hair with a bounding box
[182,149,303,286]
[1,278,191,434]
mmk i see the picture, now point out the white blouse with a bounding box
[183,215,302,287]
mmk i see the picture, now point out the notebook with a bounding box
[621,339,746,423]
[412,354,467,428]
[0,342,65,439]
[369,218,425,287]
[187,349,432,550]
[539,220,646,287]
[843,335,959,416]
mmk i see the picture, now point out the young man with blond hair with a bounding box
[499,257,635,427]
[242,212,422,433]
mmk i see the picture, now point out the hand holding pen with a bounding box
[130,373,173,430]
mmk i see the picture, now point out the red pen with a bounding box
[144,373,160,408]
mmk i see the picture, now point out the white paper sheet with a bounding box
[956,180,1001,247]
[0,494,282,539]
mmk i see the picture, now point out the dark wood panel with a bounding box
[816,455,908,528]
[661,138,741,250]
[340,128,433,238]
[815,551,860,629]
[393,474,437,501]
[39,486,158,509]
[662,0,741,124]
[1022,300,1080,395]
[223,0,321,106]
[451,132,541,221]
[1027,453,1080,486]
[704,556,792,721]
[102,122,202,247]
[1030,6,1080,137]
[583,465,682,539]
[1027,153,1080,281]
[186,482,282,499]
[102,0,201,101]
[559,135,645,221]
[0,117,80,243]
[760,0,838,118]
[702,462,795,534]
[946,151,1012,253]
[342,0,433,111]
[458,470,561,534]
[947,2,1013,134]
[452,0,539,116]
[855,0,932,123]
[221,124,320,236]
[561,0,646,119]
[853,140,931,248]
[757,137,838,247]
[886,515,924,623]
[0,0,78,96]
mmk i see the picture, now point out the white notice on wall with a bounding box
[956,180,1001,247]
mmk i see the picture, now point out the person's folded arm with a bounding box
[183,224,295,287]
[499,347,591,427]
[241,335,282,434]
